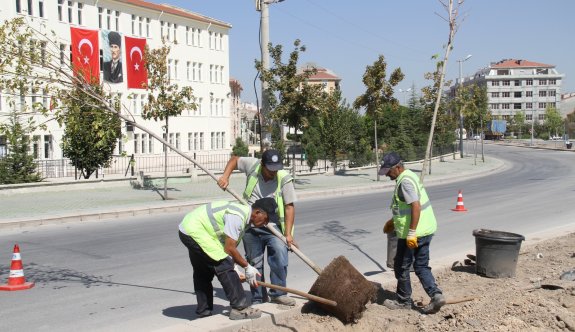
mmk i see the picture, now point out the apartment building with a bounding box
[452,59,564,124]
[299,64,341,94]
[1,0,232,159]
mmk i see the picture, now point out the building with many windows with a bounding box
[1,0,232,160]
[451,59,564,124]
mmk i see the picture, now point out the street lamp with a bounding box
[398,88,412,106]
[457,54,472,158]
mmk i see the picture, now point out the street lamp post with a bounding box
[457,54,472,158]
[398,88,412,106]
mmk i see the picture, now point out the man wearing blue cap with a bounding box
[379,151,446,314]
[218,150,296,306]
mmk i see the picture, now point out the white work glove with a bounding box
[244,264,260,288]
[233,264,245,281]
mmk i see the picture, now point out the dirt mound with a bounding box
[239,233,575,331]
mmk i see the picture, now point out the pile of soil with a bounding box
[240,233,575,331]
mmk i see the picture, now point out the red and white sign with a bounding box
[125,36,148,89]
[70,27,100,84]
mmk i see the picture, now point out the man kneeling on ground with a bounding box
[178,197,278,320]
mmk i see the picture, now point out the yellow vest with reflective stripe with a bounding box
[243,163,293,234]
[180,201,250,261]
[391,169,437,239]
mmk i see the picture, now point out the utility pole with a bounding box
[258,0,270,152]
[457,54,472,158]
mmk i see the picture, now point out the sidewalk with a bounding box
[0,152,505,229]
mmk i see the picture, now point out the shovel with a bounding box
[249,280,337,307]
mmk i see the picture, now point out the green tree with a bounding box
[59,84,121,179]
[0,110,42,184]
[231,137,249,157]
[257,40,324,158]
[143,43,196,200]
[319,91,356,173]
[512,111,526,138]
[353,55,404,179]
[304,142,319,172]
[545,106,562,138]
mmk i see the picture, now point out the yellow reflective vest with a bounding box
[179,201,250,261]
[243,163,293,234]
[391,169,437,239]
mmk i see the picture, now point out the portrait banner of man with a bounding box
[102,30,123,84]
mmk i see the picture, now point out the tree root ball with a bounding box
[308,256,377,323]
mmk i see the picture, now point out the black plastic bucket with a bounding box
[472,229,525,278]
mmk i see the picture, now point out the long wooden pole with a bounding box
[256,281,337,307]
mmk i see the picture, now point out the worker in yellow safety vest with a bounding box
[178,197,278,320]
[217,149,297,306]
[380,152,446,315]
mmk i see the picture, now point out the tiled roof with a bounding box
[490,59,553,68]
[118,0,231,28]
[307,68,341,81]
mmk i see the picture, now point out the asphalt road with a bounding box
[1,144,575,331]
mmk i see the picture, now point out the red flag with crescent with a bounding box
[70,27,100,84]
[125,36,148,89]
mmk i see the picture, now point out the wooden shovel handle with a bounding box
[265,224,324,275]
[257,280,337,307]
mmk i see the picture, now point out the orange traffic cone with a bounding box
[0,244,35,291]
[451,190,468,212]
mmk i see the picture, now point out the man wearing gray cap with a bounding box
[103,31,123,83]
[218,150,297,306]
[379,152,446,314]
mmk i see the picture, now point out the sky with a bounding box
[167,0,575,106]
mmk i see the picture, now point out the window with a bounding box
[539,91,547,97]
[174,60,179,79]
[98,7,103,28]
[162,133,167,152]
[141,134,147,154]
[59,43,66,65]
[27,0,33,15]
[168,59,172,80]
[186,61,191,81]
[491,92,499,98]
[216,132,221,149]
[539,79,547,85]
[167,23,172,41]
[549,79,556,85]
[186,27,190,45]
[138,17,143,36]
[209,65,213,83]
[514,92,522,98]
[193,133,198,150]
[549,90,556,97]
[491,81,500,86]
[16,0,22,13]
[0,136,6,157]
[106,9,111,30]
[148,135,153,153]
[526,91,533,97]
[526,79,533,86]
[173,24,177,42]
[209,31,213,49]
[211,132,215,149]
[188,133,192,150]
[526,102,532,109]
[197,97,202,115]
[514,80,521,86]
[32,136,40,159]
[514,103,522,110]
[538,114,545,121]
[502,80,510,86]
[526,114,533,121]
[77,3,83,25]
[44,135,52,159]
[115,11,120,31]
[67,1,72,23]
[58,0,63,20]
[199,133,204,150]
[146,18,151,37]
[160,21,165,38]
[490,104,499,110]
[549,102,556,108]
[502,92,510,98]
[134,134,140,153]
[175,133,180,149]
[539,102,546,109]
[131,15,135,35]
[502,104,510,109]
[38,0,44,17]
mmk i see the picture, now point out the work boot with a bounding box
[196,309,212,318]
[422,293,446,314]
[382,299,413,310]
[270,295,296,306]
[229,306,262,320]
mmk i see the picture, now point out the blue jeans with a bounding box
[393,234,442,304]
[243,224,289,303]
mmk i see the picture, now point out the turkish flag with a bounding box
[70,27,100,84]
[125,36,148,89]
